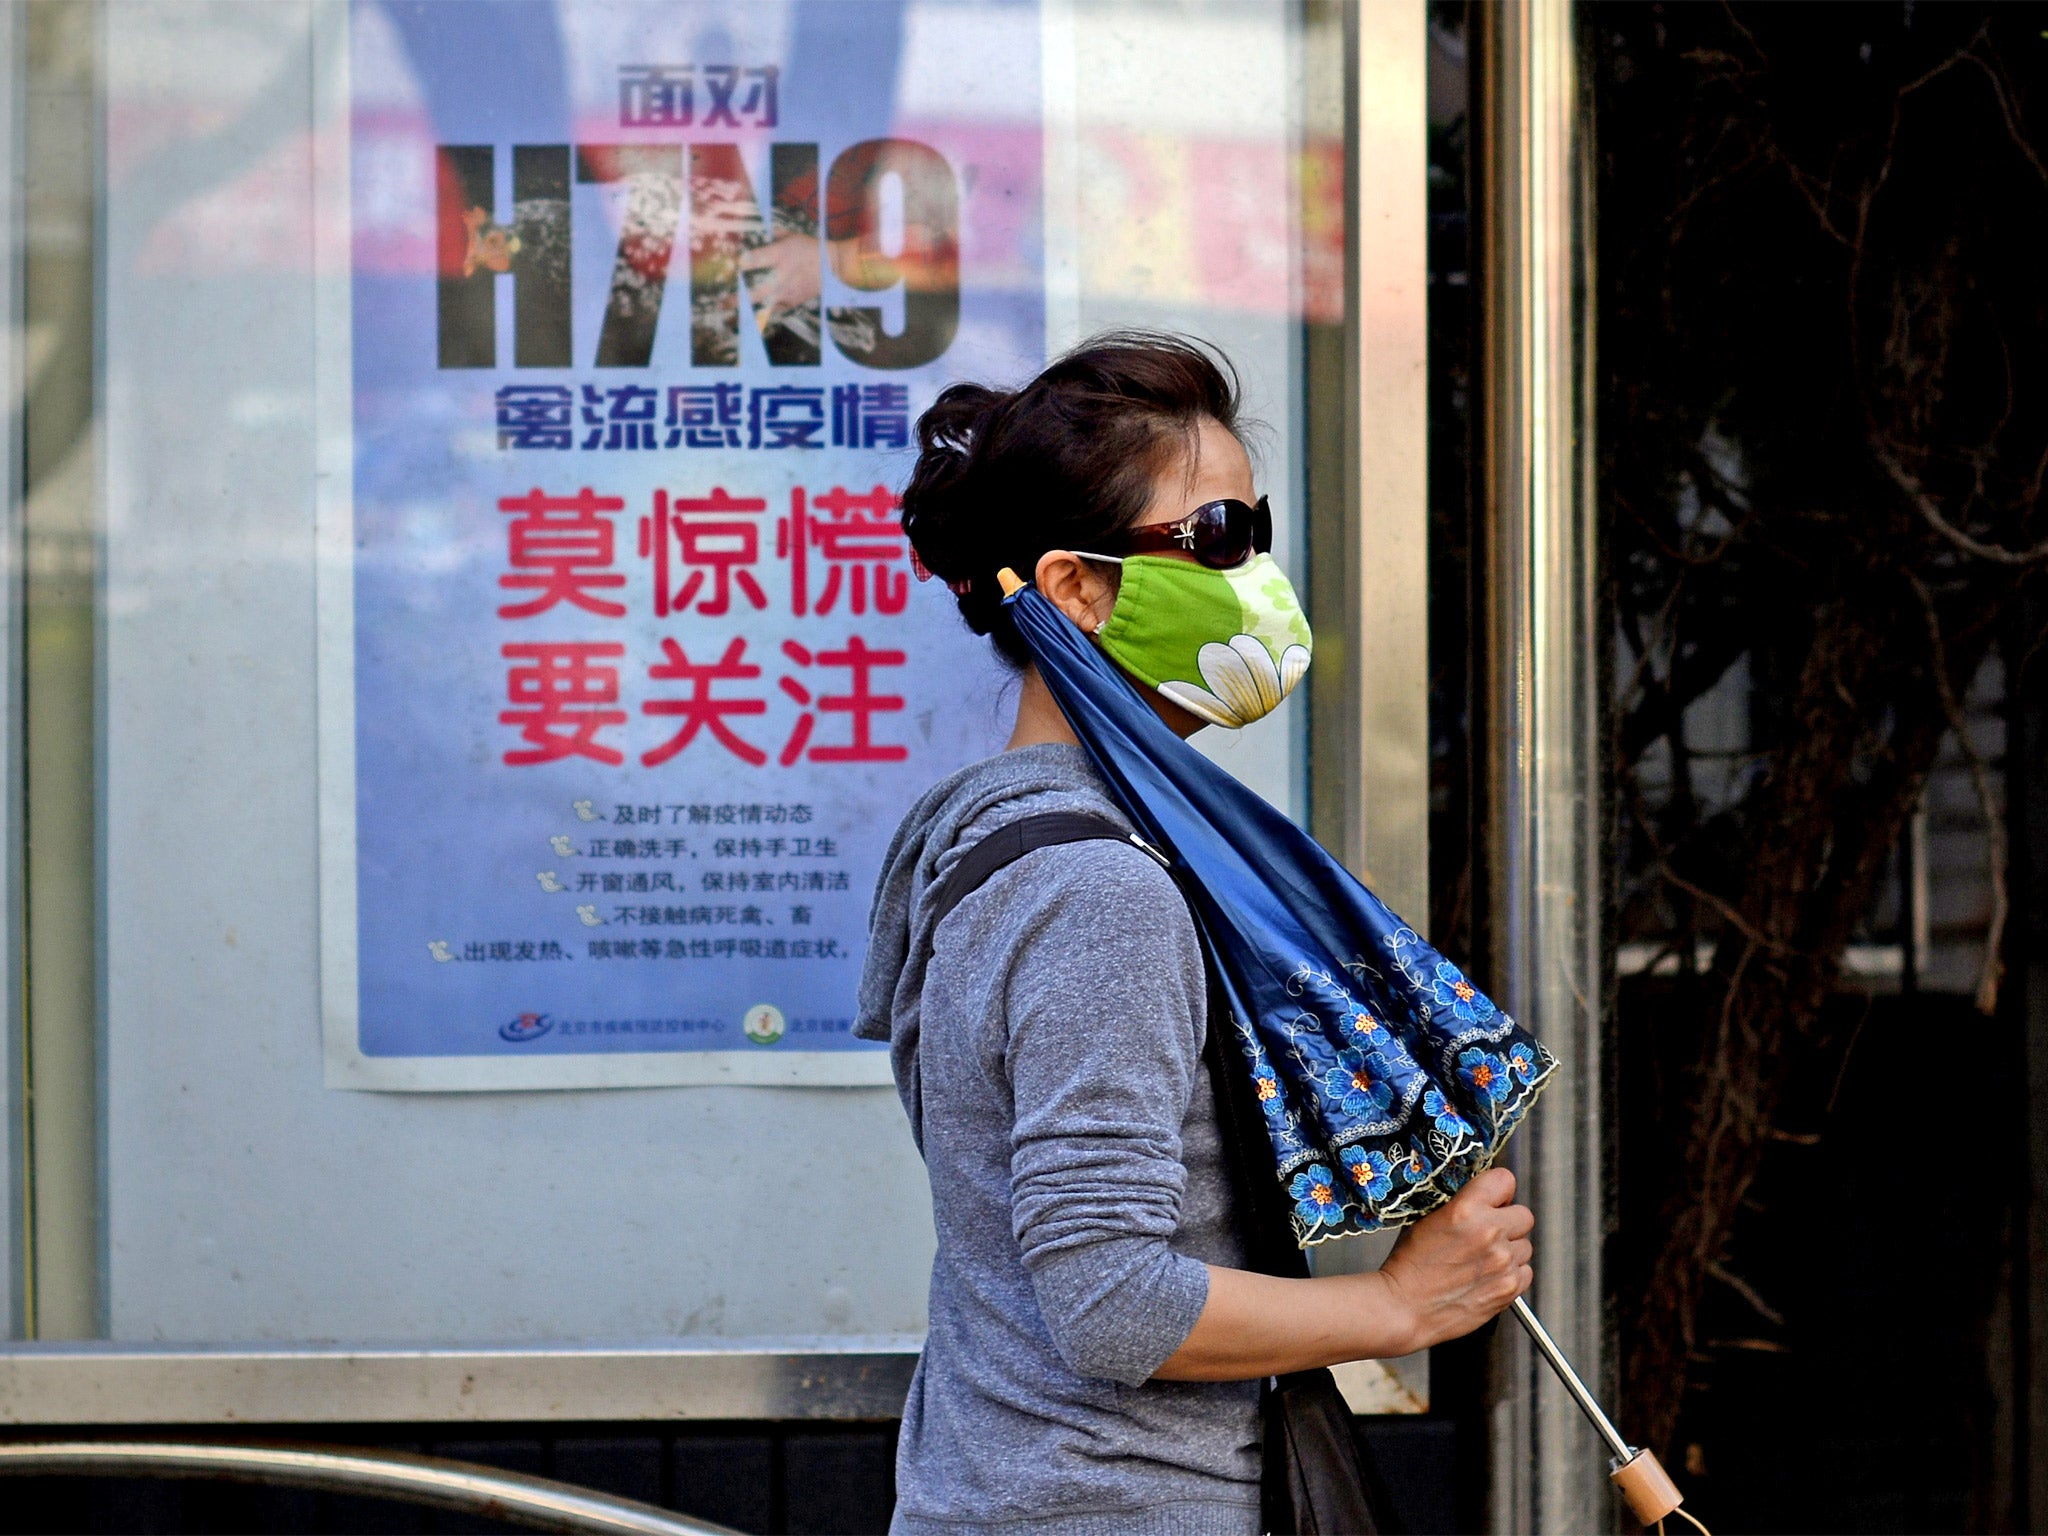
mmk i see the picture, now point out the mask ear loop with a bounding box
[1069,552,1122,634]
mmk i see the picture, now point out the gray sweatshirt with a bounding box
[857,742,1262,1535]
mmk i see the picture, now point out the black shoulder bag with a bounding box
[925,811,1402,1536]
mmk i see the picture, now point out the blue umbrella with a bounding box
[996,572,1698,1531]
[998,574,1554,1242]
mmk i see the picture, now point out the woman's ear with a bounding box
[1034,549,1116,634]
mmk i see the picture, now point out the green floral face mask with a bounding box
[1094,553,1313,728]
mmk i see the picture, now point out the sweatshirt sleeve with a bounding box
[999,840,1214,1387]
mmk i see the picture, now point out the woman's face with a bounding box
[1034,413,1257,734]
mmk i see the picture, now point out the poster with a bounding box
[319,0,1044,1088]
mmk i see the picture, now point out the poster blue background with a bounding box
[348,0,1042,1058]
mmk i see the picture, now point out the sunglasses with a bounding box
[1073,495,1273,571]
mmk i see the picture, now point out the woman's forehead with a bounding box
[1149,417,1255,513]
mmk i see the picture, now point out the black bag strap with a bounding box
[927,811,1154,931]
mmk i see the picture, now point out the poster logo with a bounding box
[500,1012,554,1042]
[741,1003,786,1046]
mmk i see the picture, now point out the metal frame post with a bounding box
[1476,0,1607,1531]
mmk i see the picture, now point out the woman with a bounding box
[856,334,1535,1535]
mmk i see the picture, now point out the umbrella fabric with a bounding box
[1005,582,1555,1245]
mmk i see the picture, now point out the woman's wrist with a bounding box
[1342,1267,1426,1360]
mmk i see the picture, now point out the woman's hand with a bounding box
[1152,1168,1534,1381]
[1373,1167,1534,1354]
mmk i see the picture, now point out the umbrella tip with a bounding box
[997,568,1025,596]
[1610,1447,1686,1526]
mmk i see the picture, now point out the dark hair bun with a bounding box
[899,382,1014,642]
[899,331,1241,668]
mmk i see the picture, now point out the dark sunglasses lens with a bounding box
[1191,501,1256,568]
[1253,495,1273,555]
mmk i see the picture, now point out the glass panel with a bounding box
[0,0,1383,1369]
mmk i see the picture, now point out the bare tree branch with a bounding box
[1878,441,2048,565]
[1655,863,1798,958]
[1965,45,2048,195]
[1706,1260,1786,1327]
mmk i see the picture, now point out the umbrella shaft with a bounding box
[1509,1298,1634,1464]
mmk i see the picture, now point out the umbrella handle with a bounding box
[998,568,1026,596]
[1509,1297,1690,1528]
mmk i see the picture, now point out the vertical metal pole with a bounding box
[1477,1,1605,1531]
[21,0,101,1340]
[0,0,22,1341]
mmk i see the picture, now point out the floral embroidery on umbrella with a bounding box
[1289,1163,1347,1228]
[1397,1144,1430,1184]
[1341,1145,1394,1202]
[1423,1087,1475,1137]
[1458,1047,1512,1104]
[1456,1048,1508,1103]
[1342,1009,1386,1045]
[1252,1061,1290,1124]
[1507,1041,1539,1083]
[1433,960,1497,1025]
[1324,1047,1395,1117]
